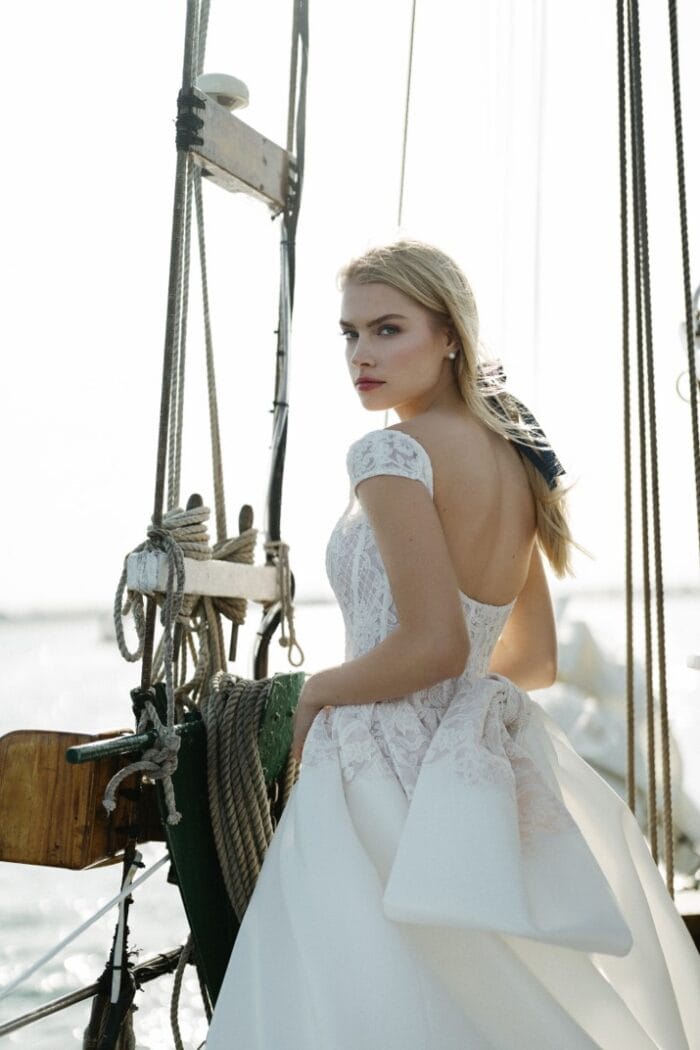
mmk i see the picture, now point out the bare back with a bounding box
[390,412,536,606]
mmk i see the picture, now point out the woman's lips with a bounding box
[356,380,385,391]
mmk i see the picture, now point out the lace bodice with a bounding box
[304,427,575,850]
[324,428,513,679]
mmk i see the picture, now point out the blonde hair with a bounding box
[339,239,574,577]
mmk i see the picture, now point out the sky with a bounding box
[1,0,699,614]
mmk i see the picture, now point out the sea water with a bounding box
[0,594,697,1048]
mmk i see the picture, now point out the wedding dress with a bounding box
[206,428,700,1049]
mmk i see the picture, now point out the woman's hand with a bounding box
[291,679,327,764]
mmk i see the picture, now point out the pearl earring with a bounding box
[448,350,457,360]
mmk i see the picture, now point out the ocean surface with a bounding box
[0,592,698,1048]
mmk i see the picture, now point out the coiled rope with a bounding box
[201,673,300,922]
[110,504,262,817]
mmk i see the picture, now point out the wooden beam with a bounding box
[126,551,279,604]
[189,87,290,212]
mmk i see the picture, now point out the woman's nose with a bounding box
[349,335,374,366]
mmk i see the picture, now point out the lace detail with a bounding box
[310,426,576,849]
[421,674,576,848]
[346,427,433,496]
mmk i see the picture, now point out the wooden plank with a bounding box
[126,551,279,603]
[189,87,290,212]
[0,730,163,869]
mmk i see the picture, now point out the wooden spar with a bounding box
[126,550,279,602]
[188,86,290,212]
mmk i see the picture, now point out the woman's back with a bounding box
[392,411,537,607]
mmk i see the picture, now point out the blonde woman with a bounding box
[206,241,700,1049]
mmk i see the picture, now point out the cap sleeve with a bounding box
[346,429,433,496]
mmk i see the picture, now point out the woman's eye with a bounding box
[378,324,399,336]
[340,330,357,341]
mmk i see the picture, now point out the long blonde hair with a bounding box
[339,239,574,577]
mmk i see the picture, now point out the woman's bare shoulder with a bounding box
[386,413,498,479]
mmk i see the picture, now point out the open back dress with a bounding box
[206,427,700,1049]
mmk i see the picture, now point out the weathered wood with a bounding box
[189,87,290,211]
[126,551,279,603]
[0,731,163,869]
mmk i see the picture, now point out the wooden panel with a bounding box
[0,731,162,869]
[126,551,280,603]
[190,87,290,212]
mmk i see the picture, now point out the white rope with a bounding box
[109,506,212,824]
[0,854,170,1004]
[264,540,304,667]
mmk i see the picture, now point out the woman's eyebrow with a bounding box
[338,313,408,328]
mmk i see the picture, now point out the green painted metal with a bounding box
[66,732,161,765]
[154,702,237,1004]
[258,672,306,780]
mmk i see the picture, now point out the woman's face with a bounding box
[339,282,457,419]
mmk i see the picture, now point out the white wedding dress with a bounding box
[206,428,700,1049]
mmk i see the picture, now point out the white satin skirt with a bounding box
[205,691,700,1049]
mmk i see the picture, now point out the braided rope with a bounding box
[626,0,674,889]
[201,675,282,922]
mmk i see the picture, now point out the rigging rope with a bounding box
[617,0,636,817]
[666,0,700,556]
[194,170,227,543]
[620,0,674,894]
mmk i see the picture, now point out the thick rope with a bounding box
[111,506,264,817]
[109,507,211,823]
[201,675,283,922]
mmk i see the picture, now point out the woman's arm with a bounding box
[301,471,471,711]
[487,544,557,691]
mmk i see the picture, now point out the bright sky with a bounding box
[1,0,698,614]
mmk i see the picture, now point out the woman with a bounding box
[206,240,700,1049]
